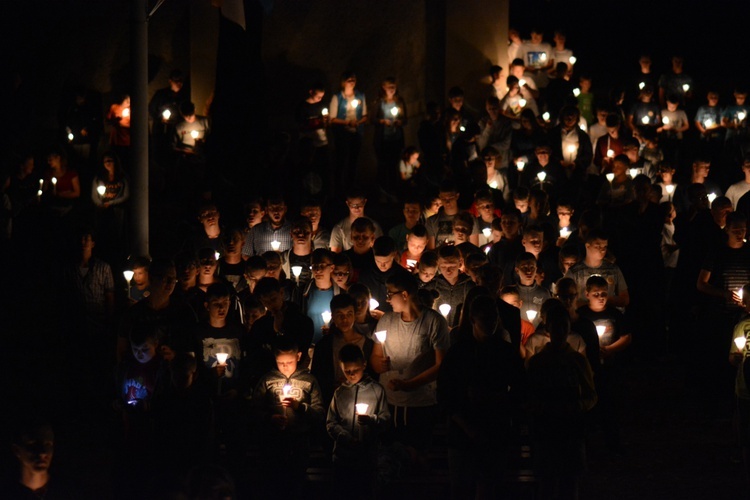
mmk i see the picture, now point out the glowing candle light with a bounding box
[662,117,670,125]
[375,330,387,357]
[369,298,379,311]
[526,310,537,322]
[606,173,615,183]
[122,108,130,118]
[537,171,547,183]
[596,325,606,337]
[190,130,199,139]
[566,144,577,163]
[579,122,587,132]
[542,112,550,121]
[641,115,650,125]
[735,336,747,350]
[38,179,43,190]
[51,177,57,186]
[639,82,645,90]
[704,118,714,128]
[489,180,499,189]
[390,107,399,117]
[738,288,744,302]
[67,132,74,142]
[539,53,547,61]
[573,88,581,97]
[516,160,525,171]
[682,84,690,92]
[216,352,229,365]
[406,259,417,268]
[214,251,220,261]
[351,99,360,109]
[665,184,675,195]
[519,98,527,108]
[560,227,571,238]
[739,111,747,121]
[322,107,329,116]
[708,192,717,204]
[606,149,615,159]
[97,185,106,196]
[355,403,369,415]
[162,109,171,120]
[484,246,491,255]
[519,79,526,87]
[271,240,280,251]
[629,168,638,178]
[439,304,452,318]
[321,310,332,326]
[37,189,43,200]
[482,227,492,239]
[291,265,303,283]
[459,125,466,132]
[123,269,134,283]
[569,56,577,65]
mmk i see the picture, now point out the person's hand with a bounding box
[321,325,331,336]
[730,289,743,305]
[388,378,410,391]
[600,346,613,359]
[373,354,390,373]
[213,364,226,378]
[370,309,385,320]
[282,397,300,411]
[356,414,372,425]
[102,202,111,209]
[394,119,403,127]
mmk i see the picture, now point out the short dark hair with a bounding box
[419,250,438,268]
[245,256,267,273]
[586,275,608,290]
[254,277,281,298]
[373,236,397,257]
[330,293,356,312]
[585,229,608,244]
[351,217,376,234]
[206,282,232,302]
[338,344,365,364]
[180,101,196,117]
[273,336,299,356]
[437,245,461,261]
[386,272,419,297]
[409,224,428,239]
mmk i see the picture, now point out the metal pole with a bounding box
[131,0,149,256]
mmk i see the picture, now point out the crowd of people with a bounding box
[5,25,750,500]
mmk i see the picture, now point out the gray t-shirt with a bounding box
[374,309,450,407]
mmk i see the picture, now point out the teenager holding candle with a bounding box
[372,76,407,198]
[329,71,368,194]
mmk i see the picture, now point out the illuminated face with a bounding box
[666,102,678,112]
[341,360,366,385]
[332,265,350,288]
[260,290,284,312]
[727,222,747,245]
[332,305,356,333]
[351,230,375,253]
[266,203,287,225]
[695,163,710,179]
[408,152,420,165]
[607,126,619,138]
[561,256,578,273]
[586,238,608,260]
[312,260,333,281]
[484,156,497,169]
[735,93,747,105]
[200,257,217,277]
[522,232,543,255]
[13,435,54,473]
[557,207,573,227]
[429,198,442,214]
[133,267,148,286]
[511,65,525,79]
[383,82,397,98]
[660,169,674,183]
[386,286,407,313]
[374,255,395,272]
[418,265,437,283]
[291,226,312,246]
[530,31,543,44]
[708,93,719,105]
[276,352,301,378]
[516,260,537,285]
[477,200,495,221]
[309,90,324,103]
[206,296,230,321]
[406,234,427,256]
[449,96,464,110]
[132,340,157,364]
[247,204,265,227]
[612,159,628,177]
[300,206,321,227]
[346,198,366,218]
[439,191,459,212]
[438,257,461,282]
[501,215,520,239]
[343,77,356,91]
[403,203,421,225]
[500,293,521,309]
[244,269,266,291]
[200,208,219,228]
[586,286,608,312]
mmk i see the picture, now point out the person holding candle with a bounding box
[511,252,551,328]
[326,343,389,499]
[551,106,592,206]
[437,294,522,499]
[657,55,693,109]
[241,195,292,257]
[722,87,750,167]
[312,294,374,407]
[389,198,423,254]
[372,76,407,197]
[424,245,475,327]
[596,154,635,208]
[593,114,625,175]
[627,85,660,136]
[415,250,439,288]
[473,189,501,247]
[658,95,689,166]
[499,285,537,347]
[517,27,553,89]
[251,337,324,497]
[173,101,210,156]
[725,157,750,209]
[218,228,247,293]
[524,298,587,362]
[125,256,150,304]
[281,218,314,295]
[300,197,330,250]
[371,272,450,471]
[359,236,413,315]
[398,146,422,194]
[43,148,80,215]
[296,82,329,191]
[148,69,188,148]
[106,94,131,158]
[728,283,750,484]
[300,249,341,345]
[343,217,378,281]
[426,181,480,249]
[331,252,353,292]
[672,159,722,215]
[329,71,368,195]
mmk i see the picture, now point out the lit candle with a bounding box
[738,288,744,302]
[67,132,74,142]
[569,56,577,65]
[439,304,451,318]
[216,352,229,365]
[519,79,526,87]
[735,336,747,350]
[351,99,360,109]
[638,82,645,90]
[542,112,550,121]
[51,177,57,186]
[97,185,106,196]
[123,269,134,297]
[271,240,280,251]
[518,98,527,108]
[738,111,747,122]
[38,179,44,190]
[482,227,492,239]
[641,115,650,125]
[484,246,491,255]
[606,149,615,159]
[537,171,547,183]
[355,403,369,415]
[214,251,220,261]
[579,122,587,132]
[573,88,580,97]
[406,259,417,268]
[489,180,499,189]
[682,84,690,92]
[374,330,387,358]
[162,109,171,121]
[629,168,638,178]
[459,125,466,132]
[322,107,329,116]
[190,130,199,139]
[565,143,578,163]
[526,309,537,322]
[516,160,525,171]
[36,189,42,201]
[390,107,399,117]
[559,227,571,239]
[665,184,675,195]
[539,53,547,62]
[369,298,379,311]
[704,118,714,128]
[708,192,717,205]
[280,384,292,415]
[122,108,130,118]
[606,173,615,183]
[321,310,332,327]
[596,325,606,338]
[662,116,670,125]
[291,265,303,284]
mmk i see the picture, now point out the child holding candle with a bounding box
[729,284,750,483]
[327,344,390,499]
[252,338,324,497]
[424,245,475,326]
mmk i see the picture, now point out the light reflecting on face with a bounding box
[341,360,365,385]
[276,352,300,377]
